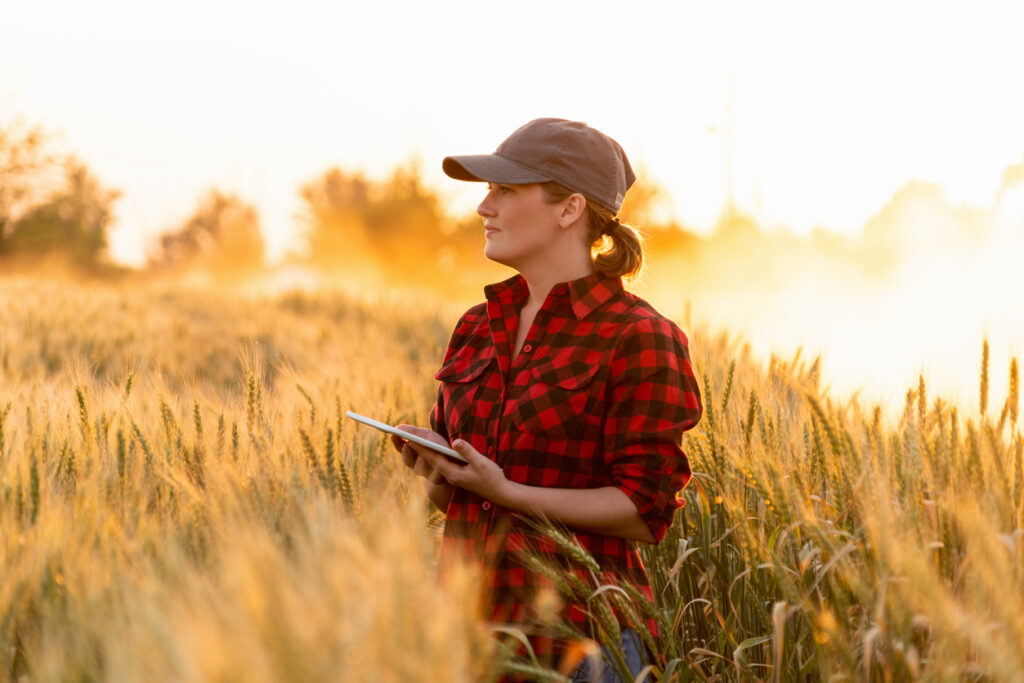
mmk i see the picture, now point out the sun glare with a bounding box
[2,0,1023,407]
[5,4,1024,679]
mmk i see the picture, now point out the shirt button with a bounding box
[556,286,567,295]
[665,464,675,475]
[482,501,492,511]
[522,344,533,353]
[486,446,495,456]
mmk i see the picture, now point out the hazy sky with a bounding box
[3,0,1024,265]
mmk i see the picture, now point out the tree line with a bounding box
[0,119,515,287]
[0,120,118,272]
[0,116,685,293]
[8,114,986,301]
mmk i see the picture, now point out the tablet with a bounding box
[345,411,468,463]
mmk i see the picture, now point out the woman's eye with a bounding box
[486,184,513,196]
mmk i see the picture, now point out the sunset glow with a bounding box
[3,0,1024,409]
[5,3,1024,677]
[4,1,1023,257]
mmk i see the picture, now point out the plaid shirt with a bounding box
[431,272,702,668]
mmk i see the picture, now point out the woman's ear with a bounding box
[558,193,587,228]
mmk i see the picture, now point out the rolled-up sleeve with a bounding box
[603,317,703,542]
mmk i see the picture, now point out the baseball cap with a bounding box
[442,118,636,213]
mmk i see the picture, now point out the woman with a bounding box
[391,118,702,681]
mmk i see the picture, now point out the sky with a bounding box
[3,0,1024,413]
[3,0,1024,266]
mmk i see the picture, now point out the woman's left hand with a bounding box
[418,440,655,542]
[416,439,512,504]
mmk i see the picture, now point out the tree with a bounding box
[150,190,264,276]
[2,157,119,268]
[299,167,375,268]
[0,119,60,257]
[362,162,445,250]
[298,162,450,286]
[618,171,667,228]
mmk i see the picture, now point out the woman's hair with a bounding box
[539,182,644,280]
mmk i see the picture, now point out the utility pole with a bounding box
[708,70,737,215]
[725,69,735,212]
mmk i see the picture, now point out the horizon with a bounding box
[3,0,1023,419]
[4,0,1023,265]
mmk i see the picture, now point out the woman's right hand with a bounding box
[390,424,449,485]
[391,425,455,512]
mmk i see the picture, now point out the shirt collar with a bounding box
[484,274,530,306]
[484,271,623,320]
[567,271,623,319]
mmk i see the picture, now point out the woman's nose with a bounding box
[477,193,495,217]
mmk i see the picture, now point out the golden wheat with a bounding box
[2,275,1023,681]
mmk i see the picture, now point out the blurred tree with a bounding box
[300,167,374,266]
[2,158,120,268]
[299,162,453,287]
[150,190,264,275]
[615,171,704,273]
[644,223,701,257]
[0,119,60,257]
[618,170,666,227]
[365,162,445,249]
[711,204,762,244]
[1001,158,1024,188]
[298,162,707,297]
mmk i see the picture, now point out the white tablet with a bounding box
[345,411,468,463]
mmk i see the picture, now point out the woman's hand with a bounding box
[395,433,653,542]
[415,438,511,504]
[390,424,448,484]
[391,425,455,511]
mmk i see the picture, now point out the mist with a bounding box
[636,160,1024,416]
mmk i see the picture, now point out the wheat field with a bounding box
[1,275,1022,682]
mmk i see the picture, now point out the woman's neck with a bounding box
[517,258,595,309]
[507,217,595,308]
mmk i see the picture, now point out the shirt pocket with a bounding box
[434,352,494,438]
[513,357,603,441]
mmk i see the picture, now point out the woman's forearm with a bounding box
[415,439,655,542]
[493,483,655,544]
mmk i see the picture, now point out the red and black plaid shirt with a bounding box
[431,271,702,666]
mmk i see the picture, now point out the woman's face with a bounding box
[476,183,564,270]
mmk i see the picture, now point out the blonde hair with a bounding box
[539,182,644,280]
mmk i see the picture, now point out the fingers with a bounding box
[403,443,432,475]
[400,443,418,470]
[411,440,508,501]
[402,442,450,486]
[391,425,465,488]
[389,433,404,455]
[410,447,434,478]
[417,446,460,484]
[395,424,447,446]
[452,439,483,464]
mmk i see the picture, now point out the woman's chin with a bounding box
[483,245,512,267]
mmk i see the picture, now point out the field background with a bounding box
[2,274,1021,682]
[4,2,1024,679]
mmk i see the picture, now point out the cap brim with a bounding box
[442,154,553,184]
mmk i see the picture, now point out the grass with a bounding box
[1,275,1022,681]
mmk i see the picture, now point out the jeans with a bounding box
[568,628,650,683]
